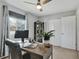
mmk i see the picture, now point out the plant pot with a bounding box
[44,36,50,40]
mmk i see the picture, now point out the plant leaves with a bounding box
[41,30,55,38]
[47,30,55,34]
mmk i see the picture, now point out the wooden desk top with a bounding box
[22,43,53,56]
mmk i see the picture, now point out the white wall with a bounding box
[27,13,38,39]
[40,16,62,46]
[76,9,79,51]
[47,19,62,46]
[41,18,62,46]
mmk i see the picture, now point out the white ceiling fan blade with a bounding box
[24,1,36,5]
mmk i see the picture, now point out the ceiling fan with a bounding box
[24,0,52,11]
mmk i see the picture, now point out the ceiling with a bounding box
[5,0,79,16]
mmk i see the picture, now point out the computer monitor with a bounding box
[15,30,29,43]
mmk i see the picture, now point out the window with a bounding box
[8,11,27,39]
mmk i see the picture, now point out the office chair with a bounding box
[5,40,31,59]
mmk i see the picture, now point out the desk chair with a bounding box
[5,40,31,59]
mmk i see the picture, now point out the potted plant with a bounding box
[42,30,55,40]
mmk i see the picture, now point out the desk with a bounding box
[22,43,53,59]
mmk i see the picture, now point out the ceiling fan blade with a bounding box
[41,0,52,5]
[24,1,36,5]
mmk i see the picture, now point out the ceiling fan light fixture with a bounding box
[37,2,42,9]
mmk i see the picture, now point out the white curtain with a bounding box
[0,5,9,56]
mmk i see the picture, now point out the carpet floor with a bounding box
[53,46,79,59]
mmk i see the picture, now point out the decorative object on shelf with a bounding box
[34,20,44,43]
[42,30,55,40]
[44,43,51,48]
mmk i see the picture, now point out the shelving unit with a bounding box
[34,20,44,42]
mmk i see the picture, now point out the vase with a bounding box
[44,36,50,40]
[44,39,50,44]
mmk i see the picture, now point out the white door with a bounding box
[61,16,76,49]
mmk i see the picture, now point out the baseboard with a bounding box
[53,45,79,52]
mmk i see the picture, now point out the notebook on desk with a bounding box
[19,42,31,48]
[23,43,38,48]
